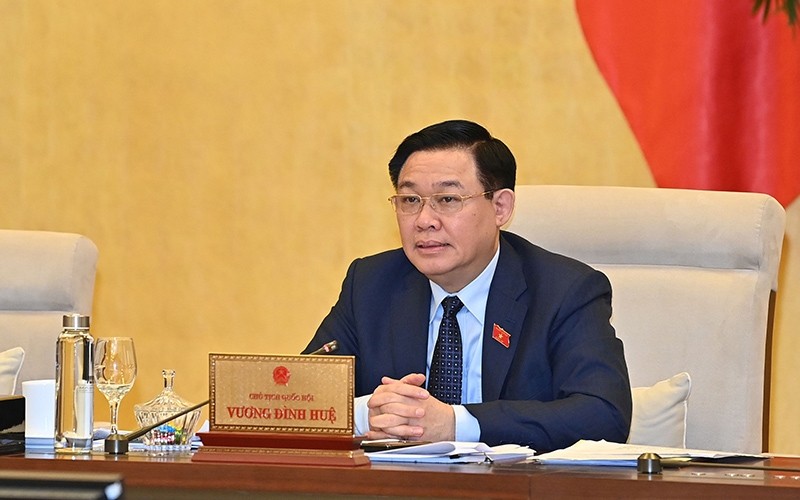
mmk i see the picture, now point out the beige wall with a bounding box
[2,0,798,452]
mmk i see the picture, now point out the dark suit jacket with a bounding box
[304,231,632,452]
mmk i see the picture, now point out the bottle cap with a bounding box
[63,314,90,329]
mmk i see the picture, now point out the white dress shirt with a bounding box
[354,248,500,440]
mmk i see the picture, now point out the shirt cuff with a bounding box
[453,405,481,441]
[353,394,371,436]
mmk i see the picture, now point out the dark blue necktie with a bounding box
[428,296,464,404]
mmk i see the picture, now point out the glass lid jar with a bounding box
[133,369,201,455]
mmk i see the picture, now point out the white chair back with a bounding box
[506,185,785,453]
[0,230,98,394]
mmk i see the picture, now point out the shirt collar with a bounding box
[429,246,501,323]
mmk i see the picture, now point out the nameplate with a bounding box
[209,353,354,435]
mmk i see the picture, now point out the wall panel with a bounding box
[2,0,797,452]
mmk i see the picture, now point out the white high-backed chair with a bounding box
[0,230,98,395]
[506,185,785,453]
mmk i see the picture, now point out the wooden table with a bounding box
[3,450,800,499]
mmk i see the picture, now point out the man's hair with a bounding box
[388,119,516,192]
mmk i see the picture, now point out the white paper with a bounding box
[533,440,765,466]
[366,441,535,464]
[90,428,203,452]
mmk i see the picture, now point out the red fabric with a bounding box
[576,0,800,207]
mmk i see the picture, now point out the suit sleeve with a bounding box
[301,257,401,398]
[302,259,360,357]
[465,270,632,452]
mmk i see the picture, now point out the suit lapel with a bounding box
[482,237,529,401]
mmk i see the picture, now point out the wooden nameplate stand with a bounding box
[192,352,366,466]
[192,431,368,466]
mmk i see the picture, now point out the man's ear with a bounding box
[493,189,515,227]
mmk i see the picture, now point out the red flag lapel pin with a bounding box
[492,323,511,348]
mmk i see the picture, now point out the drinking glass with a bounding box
[94,337,138,435]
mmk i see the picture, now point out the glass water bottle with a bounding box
[54,314,94,454]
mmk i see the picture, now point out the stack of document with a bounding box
[366,441,535,464]
[534,440,765,467]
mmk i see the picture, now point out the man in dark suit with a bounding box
[304,120,631,452]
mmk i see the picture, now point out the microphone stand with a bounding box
[105,399,210,455]
[105,343,337,454]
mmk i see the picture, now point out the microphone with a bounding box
[104,399,210,455]
[105,343,340,454]
[308,340,338,355]
[637,452,800,474]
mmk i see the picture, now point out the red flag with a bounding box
[492,324,511,348]
[576,0,800,207]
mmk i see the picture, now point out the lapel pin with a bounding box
[492,323,511,348]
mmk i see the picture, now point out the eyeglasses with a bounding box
[388,191,494,215]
